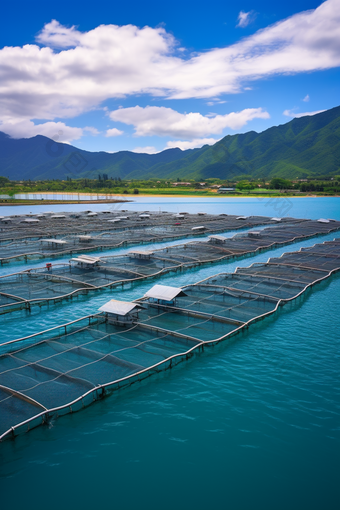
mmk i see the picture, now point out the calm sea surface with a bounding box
[0,197,339,510]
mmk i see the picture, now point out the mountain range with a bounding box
[1,106,339,181]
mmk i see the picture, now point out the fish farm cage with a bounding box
[0,212,297,264]
[0,235,339,441]
[0,210,279,241]
[0,219,339,315]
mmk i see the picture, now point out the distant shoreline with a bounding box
[0,199,130,206]
[120,193,340,199]
[0,194,339,206]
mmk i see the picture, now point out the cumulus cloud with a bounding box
[109,106,269,139]
[0,1,339,126]
[283,109,326,118]
[132,146,159,154]
[0,22,178,122]
[36,19,82,48]
[166,138,219,150]
[303,94,310,102]
[237,11,256,28]
[105,128,124,137]
[0,119,83,141]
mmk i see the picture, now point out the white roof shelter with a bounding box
[317,218,330,223]
[139,214,150,218]
[236,216,249,220]
[99,299,141,316]
[191,226,205,231]
[87,212,98,217]
[21,219,40,223]
[41,239,67,245]
[271,217,282,222]
[70,255,101,265]
[50,215,66,219]
[128,250,154,259]
[208,235,227,243]
[144,284,186,302]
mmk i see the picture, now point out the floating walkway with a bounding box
[0,236,339,440]
[0,212,292,264]
[0,218,339,315]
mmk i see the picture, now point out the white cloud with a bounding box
[237,11,256,28]
[283,109,326,118]
[166,138,219,150]
[303,94,310,102]
[36,19,82,48]
[0,1,339,125]
[0,21,178,122]
[0,119,83,141]
[109,106,270,139]
[84,126,100,135]
[132,146,159,154]
[206,100,226,106]
[105,128,124,137]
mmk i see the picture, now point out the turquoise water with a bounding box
[1,197,339,510]
[1,195,340,219]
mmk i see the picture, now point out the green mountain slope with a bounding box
[1,106,339,180]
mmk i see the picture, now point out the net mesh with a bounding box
[0,212,299,263]
[1,220,339,314]
[0,235,339,440]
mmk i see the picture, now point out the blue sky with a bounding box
[1,0,339,154]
